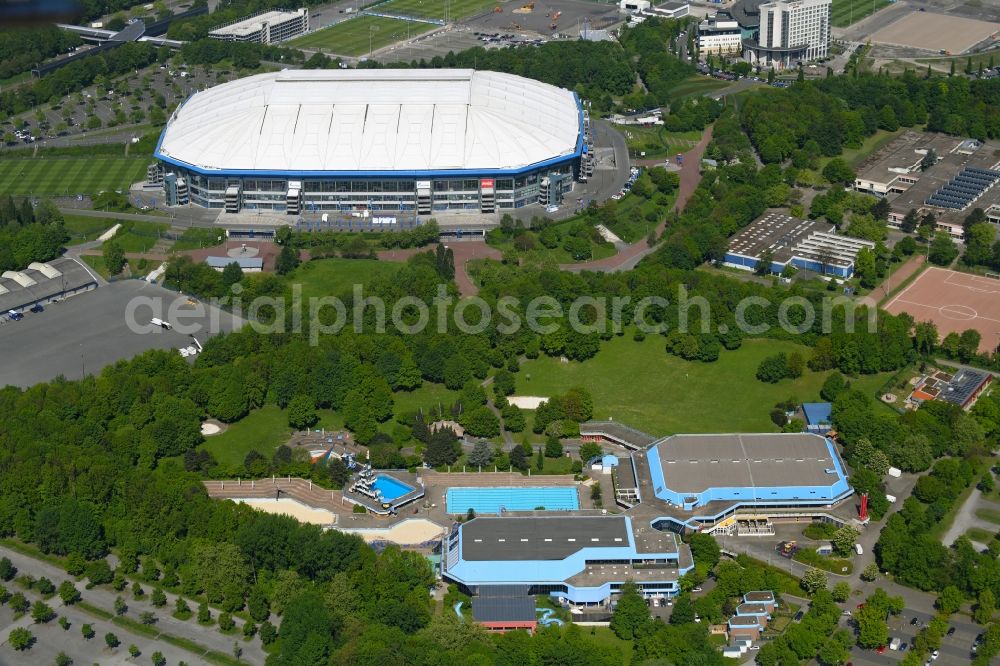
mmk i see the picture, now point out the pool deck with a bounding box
[203,470,602,545]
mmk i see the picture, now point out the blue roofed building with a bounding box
[644,433,852,532]
[441,515,694,605]
[802,402,833,435]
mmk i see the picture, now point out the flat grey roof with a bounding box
[614,457,637,490]
[654,433,841,493]
[461,516,631,561]
[855,131,960,184]
[744,591,775,602]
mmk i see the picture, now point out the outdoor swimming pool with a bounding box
[373,475,414,502]
[446,487,579,514]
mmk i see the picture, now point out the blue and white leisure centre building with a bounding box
[442,430,853,607]
[153,69,590,215]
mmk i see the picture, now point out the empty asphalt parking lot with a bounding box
[0,280,242,388]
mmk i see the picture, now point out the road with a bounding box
[560,124,714,273]
[0,545,267,665]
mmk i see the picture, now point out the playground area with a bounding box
[884,267,1000,353]
[870,11,1000,53]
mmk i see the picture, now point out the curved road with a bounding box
[559,125,714,273]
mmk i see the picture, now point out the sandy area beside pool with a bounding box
[508,396,548,409]
[235,498,336,526]
[342,518,446,545]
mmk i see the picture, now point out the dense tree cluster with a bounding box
[617,18,696,107]
[0,27,81,81]
[0,196,68,271]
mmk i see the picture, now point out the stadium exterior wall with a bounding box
[153,90,586,213]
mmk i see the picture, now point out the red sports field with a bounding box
[884,267,1000,353]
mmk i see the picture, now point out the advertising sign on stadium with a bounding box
[372,217,397,225]
[480,178,495,188]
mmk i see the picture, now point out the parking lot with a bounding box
[842,607,986,665]
[0,280,242,388]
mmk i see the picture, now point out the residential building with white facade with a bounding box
[745,0,830,69]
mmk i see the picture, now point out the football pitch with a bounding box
[289,15,435,56]
[375,0,498,20]
[830,0,890,27]
[0,156,148,196]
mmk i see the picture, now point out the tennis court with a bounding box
[446,486,580,514]
[884,267,1000,353]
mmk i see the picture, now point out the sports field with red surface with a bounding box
[884,267,1000,353]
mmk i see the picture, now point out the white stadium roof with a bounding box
[157,69,582,175]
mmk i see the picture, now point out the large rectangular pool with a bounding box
[446,486,579,514]
[373,475,414,502]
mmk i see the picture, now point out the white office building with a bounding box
[698,12,743,55]
[746,0,830,69]
[208,8,309,45]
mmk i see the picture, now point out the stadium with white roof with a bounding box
[153,69,591,215]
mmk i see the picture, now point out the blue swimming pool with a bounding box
[373,475,414,502]
[446,487,579,514]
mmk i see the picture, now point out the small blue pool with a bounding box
[446,487,579,514]
[373,475,414,502]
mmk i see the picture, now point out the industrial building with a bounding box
[442,515,694,605]
[697,12,743,55]
[208,8,309,44]
[855,131,1000,237]
[744,0,830,68]
[0,257,99,315]
[724,212,875,278]
[154,69,591,215]
[622,0,690,21]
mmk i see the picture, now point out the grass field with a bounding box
[0,156,148,196]
[374,0,496,20]
[966,527,997,544]
[110,220,171,253]
[200,382,459,467]
[616,125,702,159]
[171,227,225,252]
[289,15,435,56]
[830,0,891,27]
[63,214,116,245]
[666,76,729,100]
[515,336,892,434]
[976,507,1000,526]
[289,258,404,301]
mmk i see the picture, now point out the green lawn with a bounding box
[110,220,171,253]
[375,0,496,20]
[172,227,225,252]
[830,0,890,27]
[63,214,117,245]
[289,258,403,300]
[976,507,1000,526]
[0,155,148,196]
[392,382,461,418]
[81,254,140,279]
[817,128,903,171]
[515,336,892,434]
[289,15,435,56]
[200,405,295,468]
[200,382,459,468]
[666,76,729,100]
[965,527,997,544]
[617,124,702,159]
